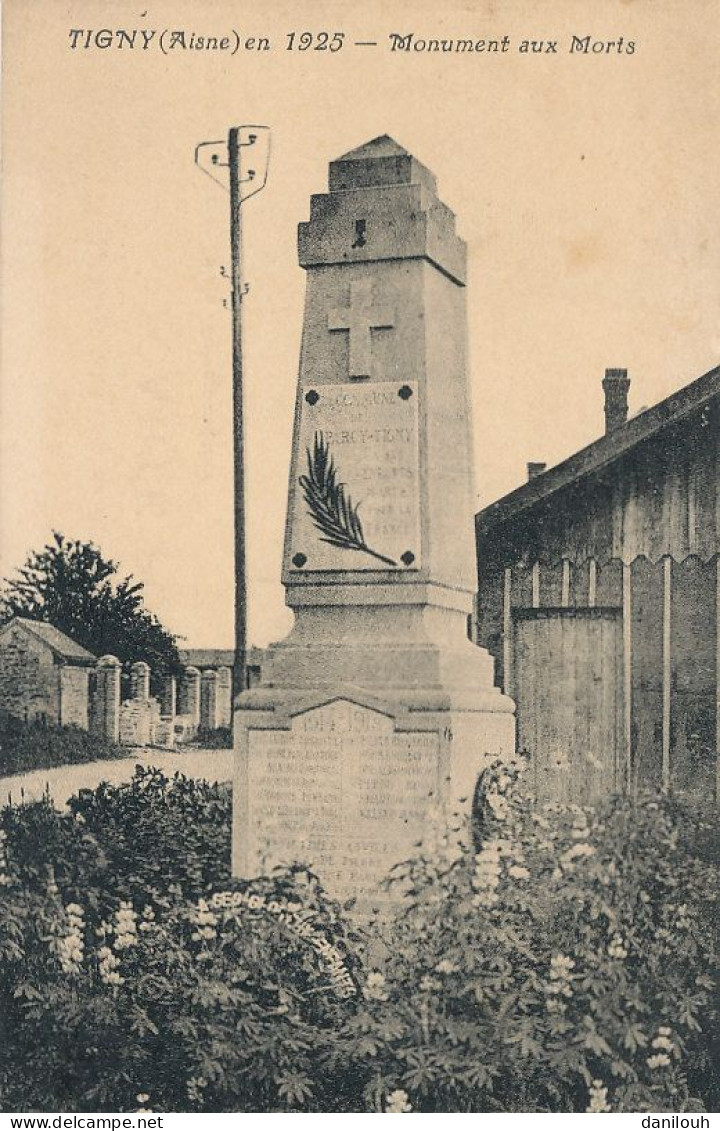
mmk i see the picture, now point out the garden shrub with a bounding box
[0,865,361,1112]
[193,726,233,750]
[0,761,718,1113]
[343,758,720,1113]
[0,711,127,777]
[0,768,361,1112]
[1,766,232,911]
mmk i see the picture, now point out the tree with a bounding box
[0,532,181,674]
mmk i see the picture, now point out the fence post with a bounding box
[92,655,122,744]
[130,661,151,701]
[200,669,219,730]
[179,666,201,728]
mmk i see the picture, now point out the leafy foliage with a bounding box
[0,532,180,675]
[0,711,126,776]
[0,768,362,1113]
[194,726,233,750]
[2,766,232,910]
[343,759,720,1113]
[299,432,396,566]
[0,762,718,1113]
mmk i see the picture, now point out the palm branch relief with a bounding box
[298,431,396,567]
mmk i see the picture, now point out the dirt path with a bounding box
[0,748,234,808]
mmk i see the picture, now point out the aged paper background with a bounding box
[1,0,718,649]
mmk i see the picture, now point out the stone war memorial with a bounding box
[233,136,515,912]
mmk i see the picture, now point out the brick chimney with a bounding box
[602,368,630,433]
[527,462,547,481]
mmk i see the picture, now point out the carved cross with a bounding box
[328,279,394,379]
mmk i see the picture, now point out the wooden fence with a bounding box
[476,555,720,802]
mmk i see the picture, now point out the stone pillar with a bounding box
[217,666,233,728]
[233,136,515,913]
[200,669,219,730]
[92,655,121,744]
[159,674,177,719]
[179,666,201,726]
[130,661,151,701]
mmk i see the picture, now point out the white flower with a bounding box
[98,944,124,986]
[587,1078,610,1113]
[365,971,389,1001]
[608,934,628,960]
[508,864,531,880]
[419,975,440,993]
[545,955,575,1011]
[472,839,504,906]
[486,791,510,820]
[187,1076,208,1103]
[113,902,138,951]
[385,1089,412,1113]
[561,842,596,865]
[647,1053,671,1070]
[190,899,218,943]
[651,1027,674,1053]
[57,903,85,974]
[0,830,10,882]
[550,955,575,972]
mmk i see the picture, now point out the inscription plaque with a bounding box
[291,381,421,571]
[246,700,440,904]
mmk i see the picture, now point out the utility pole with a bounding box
[195,126,270,701]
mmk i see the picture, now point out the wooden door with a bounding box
[512,609,624,805]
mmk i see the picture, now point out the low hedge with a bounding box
[192,726,233,750]
[0,712,126,777]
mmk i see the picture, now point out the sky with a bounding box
[1,0,719,647]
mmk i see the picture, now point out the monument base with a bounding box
[232,608,515,914]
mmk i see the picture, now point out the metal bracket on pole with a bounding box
[195,126,271,200]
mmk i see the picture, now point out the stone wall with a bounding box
[119,697,161,747]
[0,621,233,748]
[90,658,232,748]
[58,666,90,728]
[0,631,60,723]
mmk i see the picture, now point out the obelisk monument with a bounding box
[233,136,515,909]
